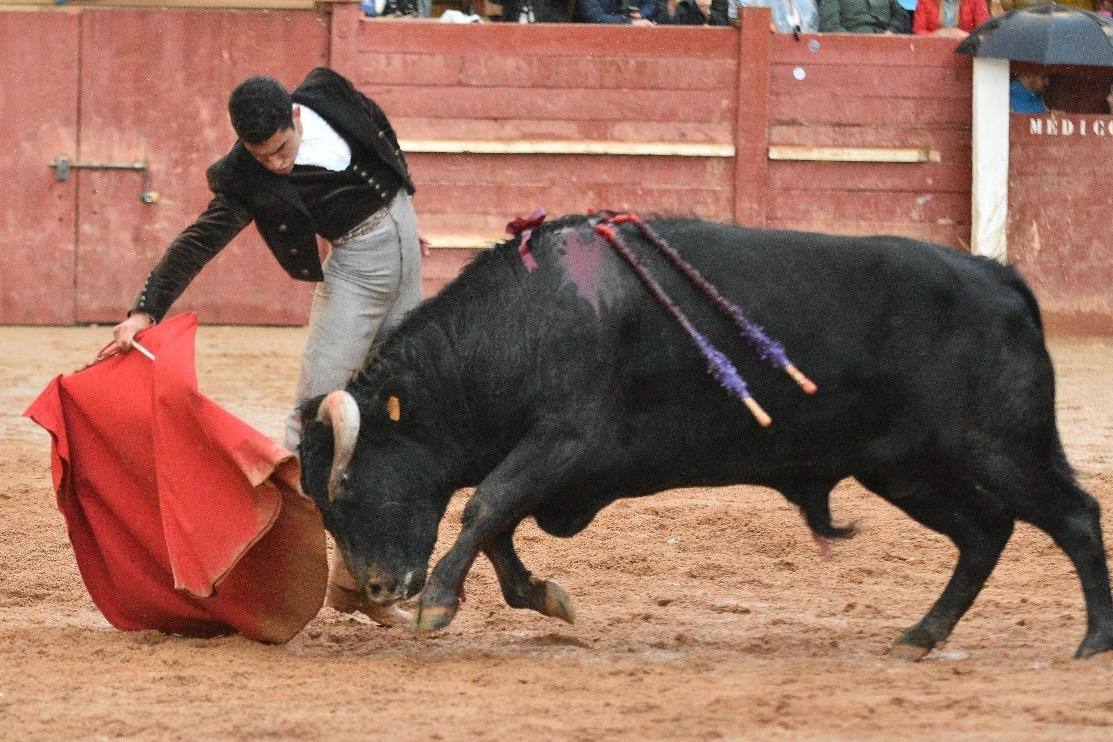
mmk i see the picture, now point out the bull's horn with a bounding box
[316,390,360,502]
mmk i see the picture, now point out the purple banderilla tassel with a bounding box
[614,215,816,395]
[594,223,772,427]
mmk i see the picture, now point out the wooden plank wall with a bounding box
[765,34,972,249]
[1008,114,1113,334]
[71,8,329,324]
[0,9,79,324]
[330,4,739,271]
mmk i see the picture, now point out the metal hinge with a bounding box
[49,156,159,204]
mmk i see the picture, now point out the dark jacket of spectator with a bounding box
[499,0,574,21]
[818,0,911,32]
[912,0,988,35]
[656,0,730,23]
[575,0,660,23]
[656,0,708,23]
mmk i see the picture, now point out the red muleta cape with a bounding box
[24,313,326,643]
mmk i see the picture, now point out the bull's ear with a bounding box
[386,395,401,422]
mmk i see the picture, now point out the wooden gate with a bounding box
[0,10,80,324]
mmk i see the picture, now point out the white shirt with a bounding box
[294,104,352,172]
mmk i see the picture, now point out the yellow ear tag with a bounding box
[386,395,401,422]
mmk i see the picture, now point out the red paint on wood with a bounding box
[352,52,738,91]
[770,94,970,126]
[407,153,733,189]
[1008,111,1113,332]
[74,9,329,324]
[413,182,733,219]
[768,162,971,193]
[769,190,969,224]
[338,13,737,58]
[734,7,771,226]
[422,248,483,298]
[766,219,970,249]
[0,10,79,324]
[368,86,735,123]
[770,33,971,66]
[769,63,972,100]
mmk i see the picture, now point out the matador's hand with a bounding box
[111,312,155,355]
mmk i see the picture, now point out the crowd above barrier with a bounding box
[364,0,1110,33]
[360,0,1113,114]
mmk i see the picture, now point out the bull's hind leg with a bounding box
[484,530,575,624]
[1006,460,1113,658]
[860,475,1014,660]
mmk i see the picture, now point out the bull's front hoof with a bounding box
[889,642,932,661]
[1075,627,1113,659]
[415,600,459,633]
[366,602,417,628]
[889,624,938,661]
[540,578,576,625]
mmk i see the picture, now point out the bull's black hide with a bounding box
[300,214,1113,659]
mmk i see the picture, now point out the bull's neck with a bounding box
[355,255,531,486]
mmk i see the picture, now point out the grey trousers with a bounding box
[283,189,421,451]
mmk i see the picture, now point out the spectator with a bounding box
[657,0,712,23]
[1097,0,1113,18]
[913,0,989,37]
[818,0,911,33]
[1010,70,1050,113]
[575,0,659,23]
[499,0,574,21]
[736,0,820,30]
[656,0,732,24]
[1106,80,1113,113]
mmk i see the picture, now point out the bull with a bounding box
[298,213,1113,659]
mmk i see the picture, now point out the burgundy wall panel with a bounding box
[331,4,739,256]
[0,10,80,324]
[765,34,972,250]
[7,6,1110,333]
[1008,114,1113,334]
[74,8,329,324]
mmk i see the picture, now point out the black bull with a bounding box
[299,214,1113,659]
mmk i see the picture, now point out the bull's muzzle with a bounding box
[315,390,360,502]
[360,568,426,602]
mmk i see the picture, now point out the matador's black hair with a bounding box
[228,76,293,144]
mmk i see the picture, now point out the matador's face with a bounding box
[243,105,303,176]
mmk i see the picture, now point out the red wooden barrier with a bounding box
[330,6,740,249]
[1008,113,1113,334]
[74,8,329,325]
[0,9,79,324]
[3,5,1110,333]
[765,34,972,249]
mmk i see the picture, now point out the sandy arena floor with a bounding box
[5,325,1113,740]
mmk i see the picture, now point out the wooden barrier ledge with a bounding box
[399,139,735,158]
[767,145,943,164]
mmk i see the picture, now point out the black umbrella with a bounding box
[956,3,1113,67]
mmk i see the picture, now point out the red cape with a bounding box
[24,313,326,643]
